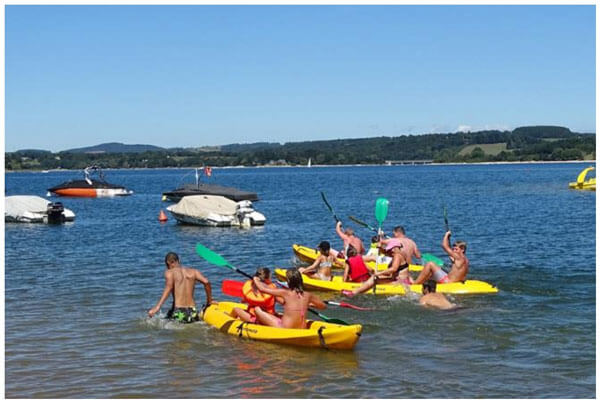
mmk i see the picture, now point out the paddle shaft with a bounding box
[321,191,340,222]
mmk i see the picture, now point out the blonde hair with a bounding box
[454,240,467,253]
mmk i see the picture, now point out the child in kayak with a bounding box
[252,268,326,329]
[299,241,335,281]
[341,239,412,297]
[231,267,283,324]
[419,280,457,310]
[343,245,376,283]
[413,231,469,285]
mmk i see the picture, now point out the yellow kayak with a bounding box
[201,301,362,350]
[293,244,424,272]
[569,166,596,191]
[275,268,498,295]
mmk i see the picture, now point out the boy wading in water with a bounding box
[148,252,213,323]
[252,268,326,329]
[419,280,457,310]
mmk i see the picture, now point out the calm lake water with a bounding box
[4,163,596,398]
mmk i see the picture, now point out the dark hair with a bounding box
[254,267,270,281]
[286,268,304,293]
[393,226,405,235]
[318,241,331,253]
[165,252,179,265]
[371,235,379,243]
[346,245,358,258]
[422,279,437,294]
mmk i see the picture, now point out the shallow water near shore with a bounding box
[4,163,596,398]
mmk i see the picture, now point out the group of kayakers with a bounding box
[147,217,468,327]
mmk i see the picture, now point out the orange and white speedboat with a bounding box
[47,166,133,198]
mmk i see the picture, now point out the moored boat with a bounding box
[47,166,133,197]
[5,195,75,223]
[202,301,362,350]
[162,168,258,202]
[166,195,265,227]
[274,268,498,295]
[569,166,596,191]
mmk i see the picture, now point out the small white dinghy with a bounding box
[5,195,75,224]
[166,195,265,227]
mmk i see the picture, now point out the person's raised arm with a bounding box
[195,270,213,306]
[336,221,348,241]
[441,231,456,258]
[148,271,174,317]
[253,277,287,298]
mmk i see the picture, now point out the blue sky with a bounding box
[5,5,596,152]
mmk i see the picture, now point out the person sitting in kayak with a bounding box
[341,239,412,297]
[413,231,469,284]
[148,252,213,323]
[299,241,335,281]
[419,280,457,310]
[252,268,326,329]
[380,225,422,265]
[335,221,365,258]
[231,267,283,324]
[343,245,375,283]
[366,235,392,265]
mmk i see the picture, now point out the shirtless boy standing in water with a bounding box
[148,252,213,323]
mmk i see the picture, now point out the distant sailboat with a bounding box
[307,158,312,168]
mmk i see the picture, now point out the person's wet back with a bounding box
[148,252,213,323]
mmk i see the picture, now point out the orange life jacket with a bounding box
[242,280,276,315]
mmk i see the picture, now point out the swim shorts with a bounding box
[168,307,200,323]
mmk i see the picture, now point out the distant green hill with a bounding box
[64,142,166,153]
[6,126,595,170]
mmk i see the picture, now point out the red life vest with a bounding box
[347,255,371,282]
[241,280,276,315]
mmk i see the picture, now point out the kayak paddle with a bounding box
[422,253,445,267]
[348,215,378,233]
[443,204,451,244]
[373,198,389,294]
[222,279,244,296]
[321,191,340,223]
[196,243,349,325]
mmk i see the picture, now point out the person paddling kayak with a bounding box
[413,231,469,285]
[335,221,365,257]
[231,267,283,324]
[341,239,412,297]
[299,241,335,281]
[252,268,326,329]
[148,252,213,323]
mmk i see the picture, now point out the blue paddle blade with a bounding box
[375,198,389,225]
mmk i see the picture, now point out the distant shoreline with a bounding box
[4,160,595,173]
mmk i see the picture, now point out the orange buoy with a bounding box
[158,210,168,222]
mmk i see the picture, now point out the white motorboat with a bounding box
[5,195,75,224]
[166,195,266,227]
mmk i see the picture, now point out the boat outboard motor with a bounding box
[46,202,65,224]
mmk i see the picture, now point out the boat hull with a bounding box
[202,301,362,350]
[274,268,498,295]
[48,179,133,198]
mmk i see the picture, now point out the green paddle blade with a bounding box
[422,253,444,266]
[195,243,232,268]
[375,198,389,226]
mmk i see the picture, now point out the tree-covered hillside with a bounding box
[5,126,595,170]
